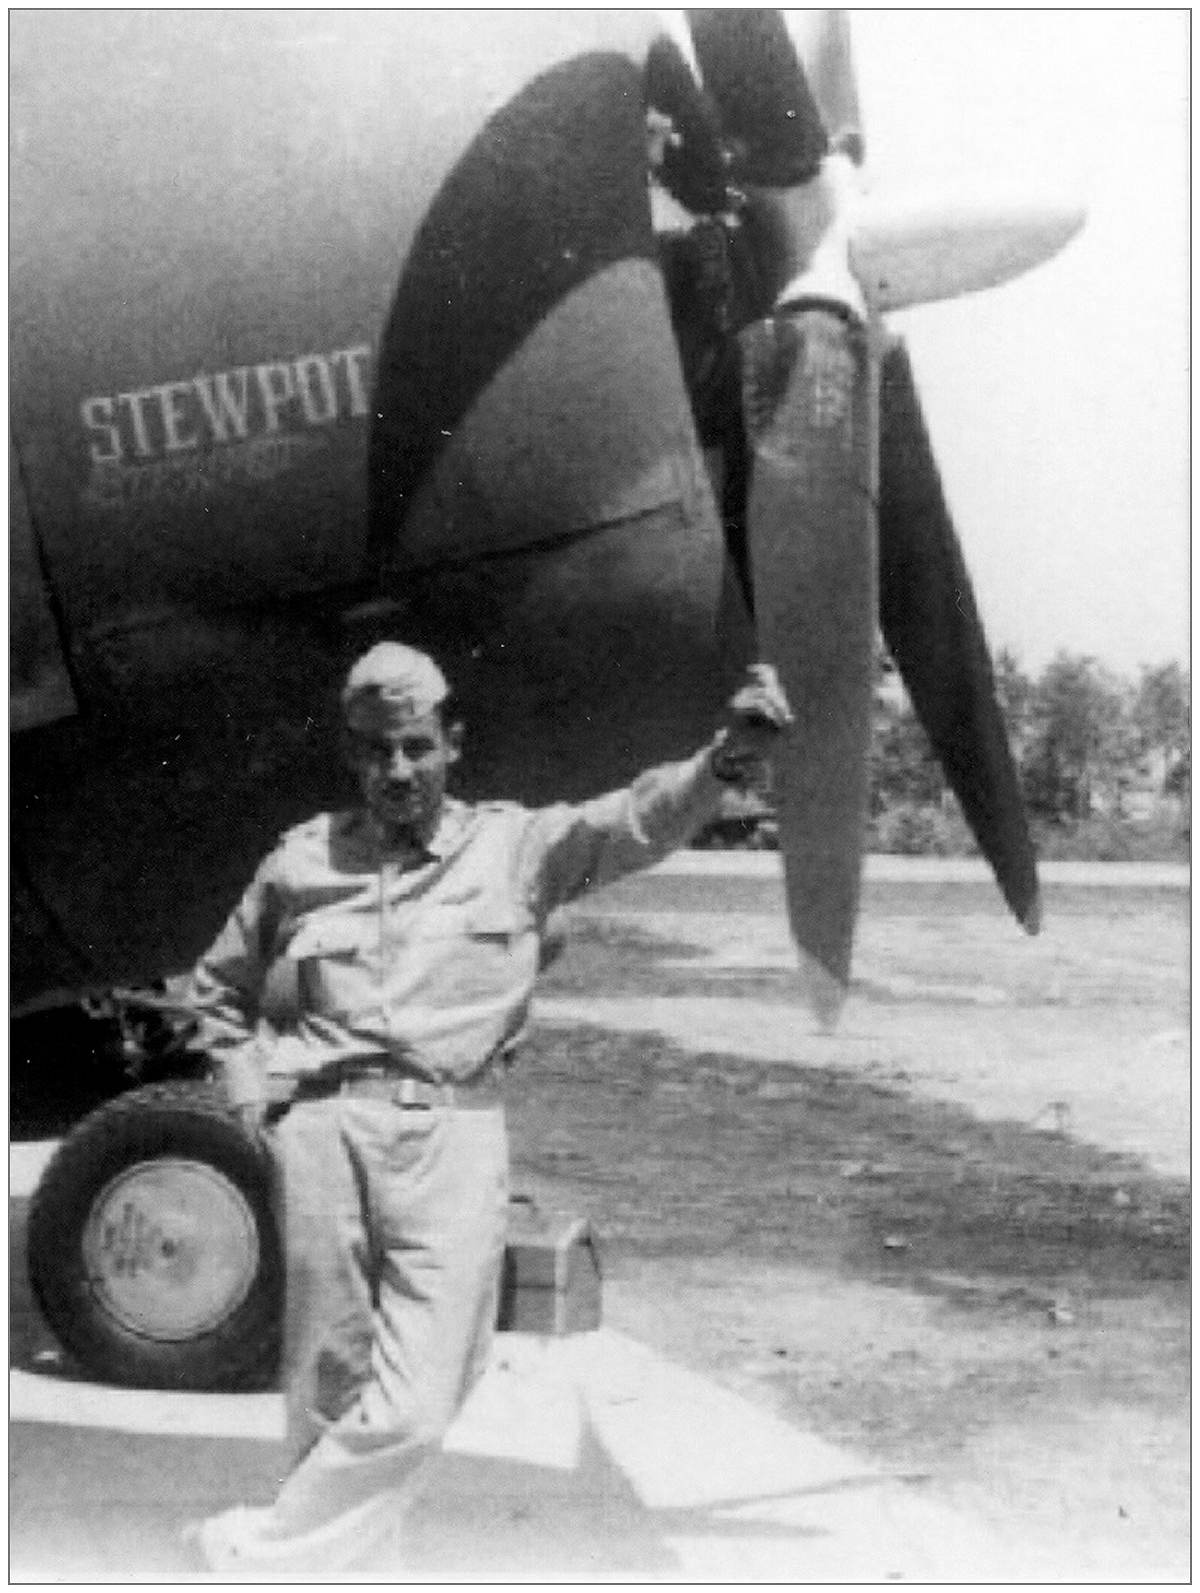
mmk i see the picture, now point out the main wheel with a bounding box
[27,1082,282,1390]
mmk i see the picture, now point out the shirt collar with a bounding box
[424,798,468,860]
[347,797,467,867]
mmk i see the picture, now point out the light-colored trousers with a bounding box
[212,1093,509,1576]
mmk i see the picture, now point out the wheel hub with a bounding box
[82,1157,261,1341]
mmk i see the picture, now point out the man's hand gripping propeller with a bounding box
[710,663,796,786]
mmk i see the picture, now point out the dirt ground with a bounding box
[504,872,1190,1581]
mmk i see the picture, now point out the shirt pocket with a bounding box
[407,902,534,1006]
[466,904,529,943]
[287,917,371,1020]
[288,917,366,960]
[404,899,528,943]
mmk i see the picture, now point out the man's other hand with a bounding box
[710,663,795,784]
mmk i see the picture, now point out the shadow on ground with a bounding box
[507,1023,1189,1290]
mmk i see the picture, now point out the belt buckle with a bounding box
[397,1076,442,1109]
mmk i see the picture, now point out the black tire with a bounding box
[27,1081,282,1391]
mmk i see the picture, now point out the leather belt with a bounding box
[295,1062,504,1109]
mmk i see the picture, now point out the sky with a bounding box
[842,9,1189,677]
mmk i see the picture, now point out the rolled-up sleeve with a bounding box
[520,746,724,918]
[186,852,283,1108]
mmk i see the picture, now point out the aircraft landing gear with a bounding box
[27,1082,282,1391]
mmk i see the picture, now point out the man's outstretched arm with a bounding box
[523,665,794,916]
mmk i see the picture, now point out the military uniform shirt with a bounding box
[187,749,724,1105]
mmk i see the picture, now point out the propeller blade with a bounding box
[644,34,728,216]
[687,9,828,186]
[784,9,864,164]
[741,308,877,1025]
[851,187,1086,312]
[877,338,1040,933]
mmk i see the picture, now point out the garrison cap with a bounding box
[341,643,450,728]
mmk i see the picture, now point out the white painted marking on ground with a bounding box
[869,975,1009,1005]
[651,852,1188,886]
[10,1348,584,1472]
[447,1336,584,1470]
[11,1327,1018,1579]
[10,1370,284,1439]
[11,1141,57,1195]
[9,1358,584,1477]
[563,1329,877,1508]
[548,1330,1021,1581]
[8,1324,868,1499]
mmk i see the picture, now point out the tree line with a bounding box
[870,652,1190,861]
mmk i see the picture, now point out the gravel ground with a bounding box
[502,869,1190,1580]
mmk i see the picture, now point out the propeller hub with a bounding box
[748,153,867,321]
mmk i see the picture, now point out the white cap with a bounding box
[341,643,450,727]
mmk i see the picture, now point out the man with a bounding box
[188,641,793,1575]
